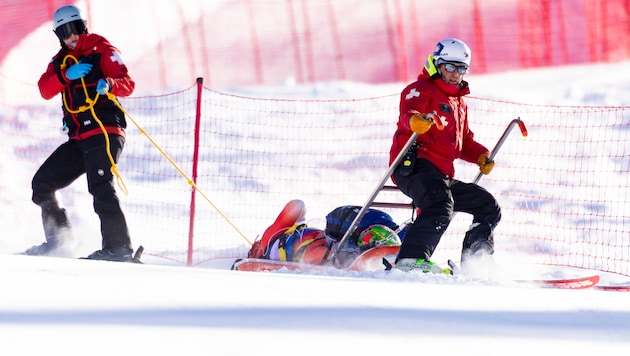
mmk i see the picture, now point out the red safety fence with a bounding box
[1,75,629,276]
[1,0,629,94]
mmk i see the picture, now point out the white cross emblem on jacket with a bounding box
[110,52,124,65]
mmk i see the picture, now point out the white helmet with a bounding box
[432,38,471,66]
[52,5,87,40]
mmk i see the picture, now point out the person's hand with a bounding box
[477,152,495,175]
[65,62,93,80]
[96,79,109,95]
[409,112,436,135]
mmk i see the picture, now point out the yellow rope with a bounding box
[61,54,251,245]
[113,96,252,244]
[61,55,127,195]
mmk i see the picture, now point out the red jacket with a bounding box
[389,69,488,179]
[38,33,135,140]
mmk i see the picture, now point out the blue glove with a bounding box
[96,79,109,95]
[65,62,93,80]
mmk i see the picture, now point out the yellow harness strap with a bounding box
[61,54,127,195]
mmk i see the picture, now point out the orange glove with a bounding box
[477,152,495,175]
[409,112,436,135]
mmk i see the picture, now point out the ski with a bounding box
[515,275,600,289]
[78,244,144,263]
[448,259,600,289]
[233,257,603,289]
[592,284,630,292]
[234,253,605,290]
[231,258,330,272]
[233,245,399,272]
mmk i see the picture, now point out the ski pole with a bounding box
[473,117,528,184]
[448,117,527,226]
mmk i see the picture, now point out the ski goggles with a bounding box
[54,20,87,40]
[443,62,469,75]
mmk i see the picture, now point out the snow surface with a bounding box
[2,16,630,352]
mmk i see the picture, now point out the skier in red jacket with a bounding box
[26,5,136,261]
[389,38,501,273]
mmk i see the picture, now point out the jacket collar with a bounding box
[419,68,470,97]
[64,33,111,54]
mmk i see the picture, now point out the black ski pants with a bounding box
[393,158,501,261]
[31,134,131,250]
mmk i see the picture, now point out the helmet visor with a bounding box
[55,20,86,40]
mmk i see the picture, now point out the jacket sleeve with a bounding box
[99,45,135,97]
[399,84,433,131]
[38,59,69,100]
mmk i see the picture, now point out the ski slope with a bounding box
[1,61,630,355]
